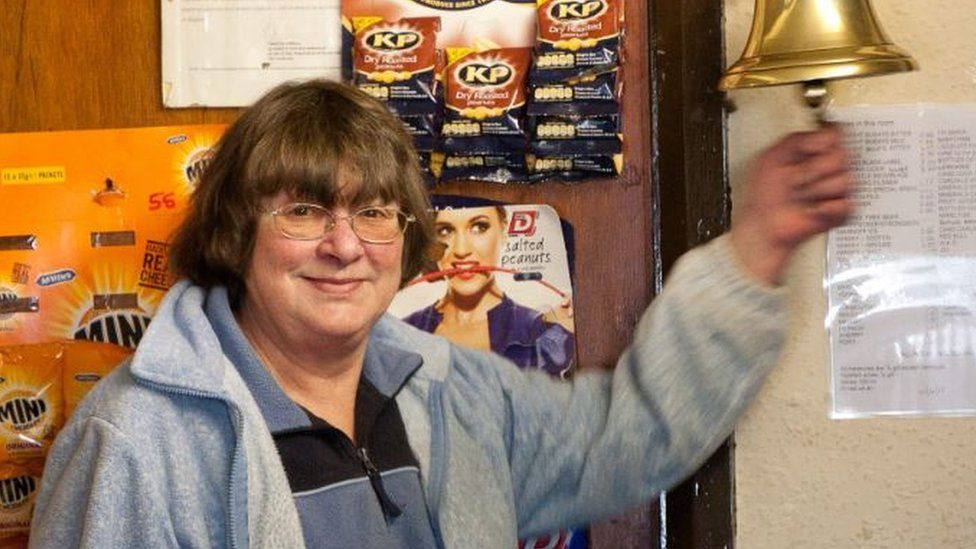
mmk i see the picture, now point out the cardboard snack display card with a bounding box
[388,196,585,548]
[389,196,576,377]
[0,125,224,545]
[0,125,224,348]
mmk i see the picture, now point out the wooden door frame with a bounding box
[651,0,734,547]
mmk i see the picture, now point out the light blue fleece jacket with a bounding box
[28,235,787,548]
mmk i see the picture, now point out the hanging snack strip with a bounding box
[344,2,625,184]
[353,17,441,180]
[439,153,530,184]
[532,0,622,83]
[438,46,534,182]
[527,0,624,181]
[529,115,620,155]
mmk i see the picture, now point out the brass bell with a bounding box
[721,0,917,109]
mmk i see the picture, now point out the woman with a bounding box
[29,80,852,548]
[404,205,575,377]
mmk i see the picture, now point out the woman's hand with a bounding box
[542,297,575,333]
[730,125,855,285]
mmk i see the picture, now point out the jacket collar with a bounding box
[204,285,424,432]
[129,281,453,399]
[129,280,229,395]
[203,286,309,431]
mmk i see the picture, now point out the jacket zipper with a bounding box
[135,378,245,549]
[333,433,403,522]
[355,445,403,521]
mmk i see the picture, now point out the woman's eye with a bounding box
[288,204,313,217]
[435,225,453,238]
[471,221,490,234]
[359,207,393,220]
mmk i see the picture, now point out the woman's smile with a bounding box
[301,275,365,295]
[450,261,481,280]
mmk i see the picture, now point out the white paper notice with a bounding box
[827,104,976,418]
[162,0,342,108]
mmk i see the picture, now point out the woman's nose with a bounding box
[317,217,365,262]
[451,233,472,257]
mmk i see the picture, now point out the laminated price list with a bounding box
[827,105,976,418]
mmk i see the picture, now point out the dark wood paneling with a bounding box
[654,0,730,271]
[0,1,238,131]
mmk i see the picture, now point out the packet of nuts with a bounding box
[531,0,623,85]
[353,17,441,116]
[440,46,532,155]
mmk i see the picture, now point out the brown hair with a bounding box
[169,80,433,302]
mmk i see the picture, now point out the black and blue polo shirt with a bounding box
[205,291,439,548]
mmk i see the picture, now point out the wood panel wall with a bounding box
[1,2,237,131]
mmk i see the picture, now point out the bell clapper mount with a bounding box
[802,79,830,125]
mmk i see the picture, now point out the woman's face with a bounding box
[434,206,506,297]
[239,190,404,348]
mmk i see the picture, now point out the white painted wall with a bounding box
[725,1,976,547]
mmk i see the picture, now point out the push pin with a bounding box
[93,177,126,207]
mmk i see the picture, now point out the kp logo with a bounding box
[550,0,607,21]
[459,63,513,87]
[507,210,539,237]
[365,31,421,51]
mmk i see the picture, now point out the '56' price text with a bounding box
[148,192,177,210]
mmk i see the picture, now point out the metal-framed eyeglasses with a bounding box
[267,203,416,244]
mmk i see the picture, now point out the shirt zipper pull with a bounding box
[357,446,403,521]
